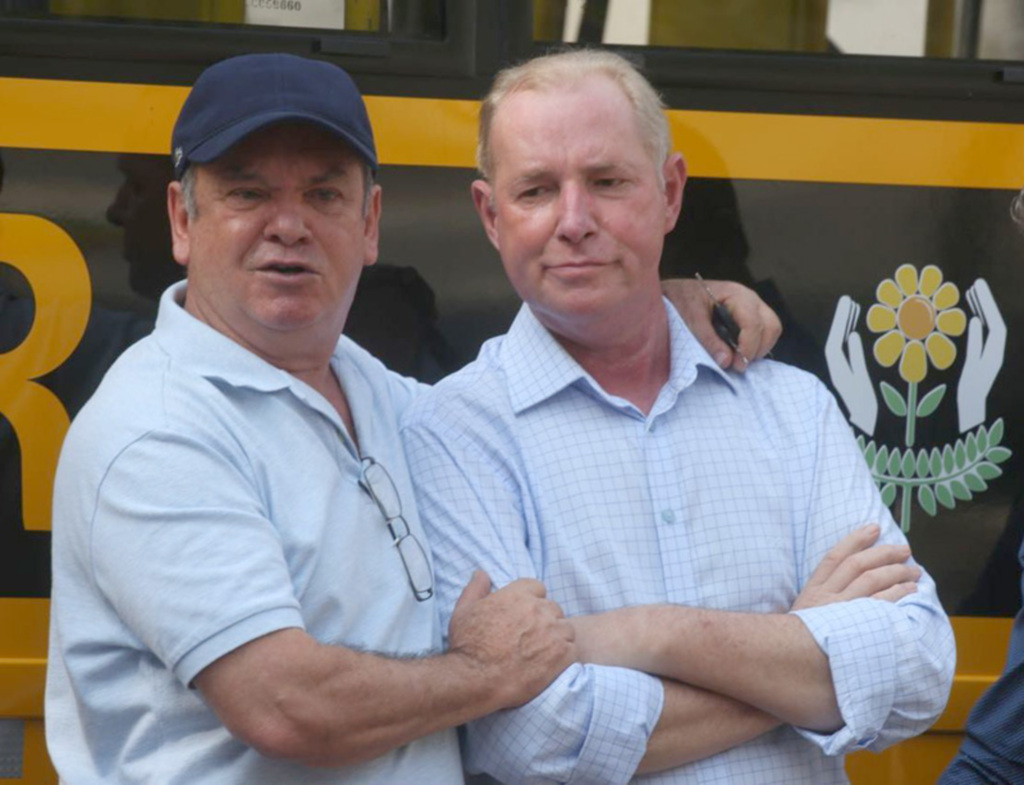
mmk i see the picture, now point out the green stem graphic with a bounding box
[900,484,912,533]
[905,381,918,447]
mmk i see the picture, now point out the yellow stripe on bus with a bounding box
[3,76,1024,188]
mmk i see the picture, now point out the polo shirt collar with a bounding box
[153,281,324,395]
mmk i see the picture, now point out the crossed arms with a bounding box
[401,363,955,783]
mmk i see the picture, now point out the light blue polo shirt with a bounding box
[45,282,462,784]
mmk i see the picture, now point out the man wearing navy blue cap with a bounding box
[44,53,778,783]
[44,53,581,784]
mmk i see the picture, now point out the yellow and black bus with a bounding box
[0,1,1022,781]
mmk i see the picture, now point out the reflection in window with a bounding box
[532,0,1024,61]
[0,0,445,38]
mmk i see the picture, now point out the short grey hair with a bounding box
[477,49,671,183]
[178,158,376,221]
[181,166,199,220]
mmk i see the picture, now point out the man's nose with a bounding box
[555,183,597,244]
[263,197,311,245]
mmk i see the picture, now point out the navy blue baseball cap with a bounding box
[171,53,378,180]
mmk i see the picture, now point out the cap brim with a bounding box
[181,111,378,176]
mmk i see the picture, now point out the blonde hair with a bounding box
[476,49,671,182]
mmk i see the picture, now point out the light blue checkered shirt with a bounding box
[402,301,954,785]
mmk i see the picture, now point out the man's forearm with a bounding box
[637,679,781,774]
[574,605,841,732]
[198,575,575,768]
[196,628,523,767]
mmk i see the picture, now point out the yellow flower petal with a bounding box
[895,264,919,296]
[933,281,960,310]
[900,340,927,383]
[874,330,905,367]
[936,307,966,337]
[876,279,903,308]
[866,304,897,333]
[919,265,943,297]
[926,333,957,370]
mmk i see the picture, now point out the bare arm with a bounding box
[195,572,575,767]
[573,524,921,735]
[637,680,780,774]
[662,278,781,370]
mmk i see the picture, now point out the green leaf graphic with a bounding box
[901,451,916,479]
[966,432,978,462]
[929,448,942,477]
[990,418,1005,447]
[935,483,955,509]
[874,446,889,475]
[951,479,972,502]
[955,440,967,470]
[880,382,907,416]
[976,462,1003,481]
[915,384,946,418]
[965,471,987,493]
[988,447,1012,465]
[880,483,897,507]
[864,441,877,467]
[916,449,930,478]
[917,484,937,516]
[977,424,989,453]
[888,448,902,477]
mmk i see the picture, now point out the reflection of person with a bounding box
[402,49,955,783]
[44,52,778,782]
[106,153,183,301]
[938,191,1024,784]
[344,263,461,382]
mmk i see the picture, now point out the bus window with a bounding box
[533,0,1024,62]
[0,0,445,38]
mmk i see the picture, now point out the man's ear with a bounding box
[167,180,191,269]
[471,179,501,251]
[362,183,383,268]
[662,152,687,234]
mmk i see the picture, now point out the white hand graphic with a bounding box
[958,279,1006,432]
[826,295,878,434]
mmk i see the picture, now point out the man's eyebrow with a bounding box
[507,167,552,188]
[209,163,260,182]
[308,164,350,185]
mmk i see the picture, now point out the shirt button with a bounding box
[661,509,676,524]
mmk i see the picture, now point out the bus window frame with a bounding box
[0,0,525,83]
[525,42,1024,124]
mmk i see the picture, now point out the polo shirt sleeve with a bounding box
[789,389,956,754]
[402,415,663,784]
[89,429,305,687]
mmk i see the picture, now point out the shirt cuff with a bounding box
[790,598,896,754]
[464,663,663,784]
[573,665,664,783]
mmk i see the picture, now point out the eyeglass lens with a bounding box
[361,457,433,601]
[362,459,402,519]
[397,534,434,600]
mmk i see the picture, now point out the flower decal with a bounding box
[866,264,967,383]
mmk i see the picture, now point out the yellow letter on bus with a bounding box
[0,214,91,531]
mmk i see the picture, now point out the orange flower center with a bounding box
[897,295,935,340]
